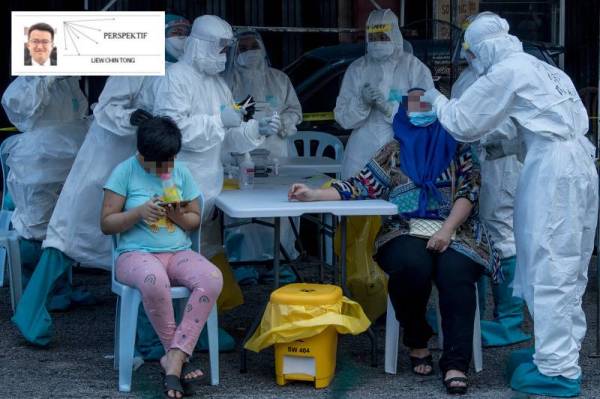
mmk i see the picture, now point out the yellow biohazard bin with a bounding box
[272,283,342,388]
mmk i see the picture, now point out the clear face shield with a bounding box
[235,34,265,67]
[452,30,468,65]
[191,32,236,56]
[366,27,395,60]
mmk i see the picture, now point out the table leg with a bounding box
[240,301,268,373]
[332,216,338,284]
[340,216,348,295]
[240,217,283,373]
[339,215,377,367]
[274,217,281,290]
[318,214,325,283]
[288,216,305,255]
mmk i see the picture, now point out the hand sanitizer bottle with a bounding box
[239,152,255,190]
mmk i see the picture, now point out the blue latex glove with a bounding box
[220,106,242,128]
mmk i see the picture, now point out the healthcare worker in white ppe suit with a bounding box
[223,29,302,268]
[1,76,89,242]
[335,8,434,179]
[1,75,90,318]
[11,15,191,346]
[425,12,598,397]
[225,29,302,158]
[451,63,530,348]
[153,15,272,264]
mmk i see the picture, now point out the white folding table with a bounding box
[216,175,397,370]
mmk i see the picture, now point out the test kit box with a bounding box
[11,11,165,76]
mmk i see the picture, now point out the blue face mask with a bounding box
[408,110,437,126]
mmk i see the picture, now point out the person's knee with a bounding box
[140,272,171,302]
[393,257,431,285]
[190,261,223,300]
[204,264,224,299]
[436,256,480,290]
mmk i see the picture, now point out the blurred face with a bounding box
[166,24,190,38]
[27,30,53,65]
[406,90,432,113]
[138,155,175,176]
[238,36,261,53]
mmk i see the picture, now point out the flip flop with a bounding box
[443,376,468,395]
[160,369,196,397]
[163,374,185,398]
[181,362,205,385]
[409,354,434,376]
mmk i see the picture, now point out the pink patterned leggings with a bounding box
[116,250,223,356]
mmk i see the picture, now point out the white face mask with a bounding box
[196,52,227,75]
[165,36,187,61]
[237,49,263,67]
[368,41,395,60]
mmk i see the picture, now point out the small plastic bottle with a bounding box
[272,157,280,176]
[239,152,255,190]
[160,173,181,202]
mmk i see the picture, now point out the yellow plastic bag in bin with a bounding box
[245,283,370,352]
[334,216,388,322]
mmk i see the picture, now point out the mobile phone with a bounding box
[158,200,191,208]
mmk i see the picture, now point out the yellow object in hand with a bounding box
[163,186,180,202]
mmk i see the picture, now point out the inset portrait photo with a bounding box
[24,22,57,66]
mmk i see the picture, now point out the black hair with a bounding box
[136,116,182,162]
[28,23,54,40]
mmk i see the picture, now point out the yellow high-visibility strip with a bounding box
[302,112,335,122]
[367,23,392,34]
[0,127,17,132]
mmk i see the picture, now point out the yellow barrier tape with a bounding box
[367,23,392,33]
[302,112,334,122]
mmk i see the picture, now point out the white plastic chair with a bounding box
[0,230,22,313]
[384,283,483,374]
[288,131,344,166]
[111,196,219,392]
[0,135,18,287]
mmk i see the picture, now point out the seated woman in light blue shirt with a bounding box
[101,115,223,399]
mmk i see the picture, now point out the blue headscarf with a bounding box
[392,107,457,218]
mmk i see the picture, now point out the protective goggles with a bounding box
[191,32,236,48]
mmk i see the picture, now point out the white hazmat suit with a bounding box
[335,9,434,179]
[1,77,89,241]
[223,29,302,262]
[225,29,302,158]
[153,15,265,258]
[451,66,522,258]
[428,13,598,383]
